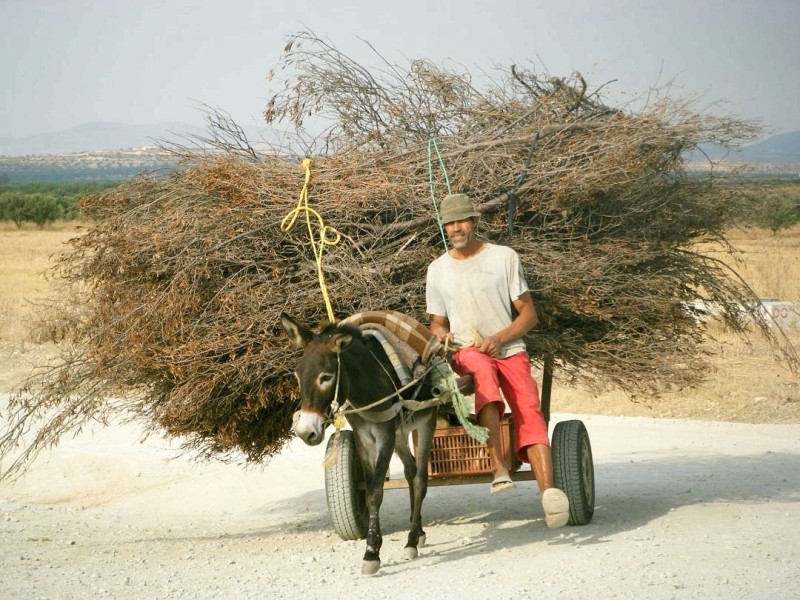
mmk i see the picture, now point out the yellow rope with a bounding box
[280,158,340,322]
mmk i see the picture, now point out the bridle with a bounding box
[328,351,344,421]
[324,347,442,425]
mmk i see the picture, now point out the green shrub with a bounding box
[751,185,800,234]
[26,193,63,227]
[0,191,28,227]
[0,181,117,224]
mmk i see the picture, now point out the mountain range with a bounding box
[0,121,278,156]
[1,122,798,167]
[692,130,800,164]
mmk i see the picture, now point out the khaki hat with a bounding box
[439,193,480,224]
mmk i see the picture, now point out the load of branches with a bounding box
[2,32,795,479]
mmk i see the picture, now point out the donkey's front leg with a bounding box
[395,430,426,559]
[362,444,393,575]
[404,413,436,559]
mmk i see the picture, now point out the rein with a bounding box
[315,310,487,441]
[329,353,444,425]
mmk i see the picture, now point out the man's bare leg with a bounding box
[477,402,515,492]
[527,443,569,528]
[526,443,554,492]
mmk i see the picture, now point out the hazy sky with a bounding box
[2,0,798,140]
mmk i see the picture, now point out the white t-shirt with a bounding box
[426,243,529,358]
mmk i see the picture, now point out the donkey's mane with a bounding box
[319,320,364,341]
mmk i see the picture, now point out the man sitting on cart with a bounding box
[425,192,570,528]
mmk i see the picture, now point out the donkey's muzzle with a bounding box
[292,410,327,446]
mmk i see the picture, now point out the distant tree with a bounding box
[0,191,65,227]
[27,193,63,228]
[56,195,79,220]
[755,192,800,234]
[0,173,10,186]
[0,191,28,227]
[0,182,112,224]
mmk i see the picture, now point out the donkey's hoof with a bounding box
[362,560,381,575]
[403,546,418,560]
[418,533,427,548]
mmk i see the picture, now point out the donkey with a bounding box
[280,313,438,575]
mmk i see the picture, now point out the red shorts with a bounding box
[451,348,549,463]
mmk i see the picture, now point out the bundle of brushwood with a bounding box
[2,32,795,478]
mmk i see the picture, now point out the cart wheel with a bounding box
[551,419,595,525]
[324,430,368,540]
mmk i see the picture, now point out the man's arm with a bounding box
[429,314,451,344]
[480,291,538,357]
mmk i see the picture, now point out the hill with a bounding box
[0,149,180,184]
[739,131,800,163]
[3,123,797,184]
[0,121,286,184]
[688,130,800,171]
[0,121,279,156]
[0,122,206,156]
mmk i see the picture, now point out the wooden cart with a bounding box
[322,357,595,540]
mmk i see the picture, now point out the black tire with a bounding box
[551,419,595,525]
[324,430,368,540]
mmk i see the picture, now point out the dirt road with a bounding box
[1,405,798,599]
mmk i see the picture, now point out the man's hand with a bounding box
[434,330,454,344]
[476,292,538,357]
[479,334,503,357]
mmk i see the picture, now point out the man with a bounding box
[425,192,570,528]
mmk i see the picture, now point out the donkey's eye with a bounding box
[318,373,334,387]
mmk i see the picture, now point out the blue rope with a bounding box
[427,138,452,251]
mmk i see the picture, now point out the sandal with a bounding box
[490,474,516,494]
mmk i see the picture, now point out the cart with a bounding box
[323,357,595,540]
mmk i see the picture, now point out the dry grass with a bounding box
[0,222,85,342]
[1,221,798,425]
[553,224,800,423]
[720,225,800,301]
[552,325,800,423]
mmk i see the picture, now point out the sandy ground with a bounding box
[1,399,798,600]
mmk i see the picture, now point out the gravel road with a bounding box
[1,406,799,599]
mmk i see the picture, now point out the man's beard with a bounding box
[447,233,470,249]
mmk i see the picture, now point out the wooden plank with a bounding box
[382,469,536,490]
[541,354,553,425]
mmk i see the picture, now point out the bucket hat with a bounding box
[439,193,480,224]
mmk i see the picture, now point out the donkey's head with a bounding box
[280,313,355,445]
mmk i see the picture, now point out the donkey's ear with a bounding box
[329,332,353,353]
[280,312,313,348]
